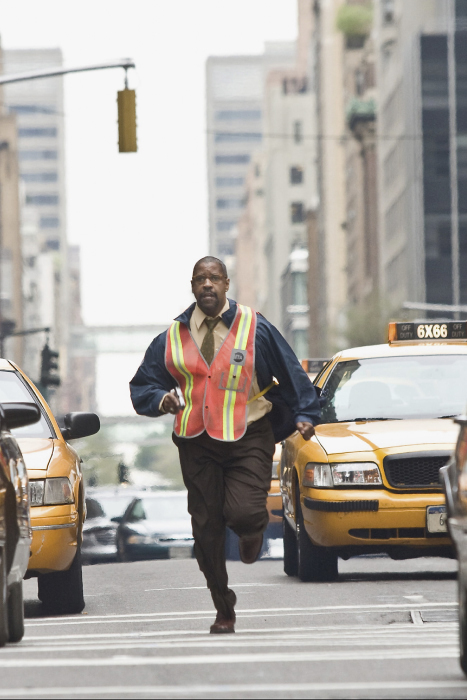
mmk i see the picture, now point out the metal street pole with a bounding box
[448,1,460,316]
[0,58,135,85]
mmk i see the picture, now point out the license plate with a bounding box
[426,505,447,533]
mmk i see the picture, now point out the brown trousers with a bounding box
[173,416,275,619]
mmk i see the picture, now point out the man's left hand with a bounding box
[296,421,315,440]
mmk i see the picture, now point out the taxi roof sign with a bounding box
[301,358,330,374]
[388,321,467,343]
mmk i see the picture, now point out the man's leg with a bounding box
[173,433,237,620]
[223,417,276,557]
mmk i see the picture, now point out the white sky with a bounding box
[1,0,298,327]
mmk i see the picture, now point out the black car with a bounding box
[0,402,40,646]
[82,488,143,563]
[116,491,194,561]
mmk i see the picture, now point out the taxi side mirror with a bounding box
[60,412,100,441]
[2,402,41,430]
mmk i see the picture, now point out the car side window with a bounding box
[129,500,146,522]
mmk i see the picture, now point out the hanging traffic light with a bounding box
[40,343,60,388]
[117,88,137,152]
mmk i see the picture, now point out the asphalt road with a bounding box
[2,554,467,699]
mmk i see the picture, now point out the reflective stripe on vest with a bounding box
[165,304,257,441]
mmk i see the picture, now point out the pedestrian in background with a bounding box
[130,256,320,633]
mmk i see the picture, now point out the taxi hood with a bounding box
[315,419,458,456]
[16,438,54,471]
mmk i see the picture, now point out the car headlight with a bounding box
[127,535,155,545]
[29,478,74,506]
[303,463,333,487]
[331,463,382,485]
[303,462,382,487]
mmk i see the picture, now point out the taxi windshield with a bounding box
[0,371,52,438]
[321,355,467,423]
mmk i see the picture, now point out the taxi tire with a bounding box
[297,500,338,583]
[0,549,8,647]
[283,517,298,576]
[7,582,24,643]
[38,547,85,615]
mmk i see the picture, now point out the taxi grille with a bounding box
[383,453,450,489]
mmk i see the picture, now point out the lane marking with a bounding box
[144,583,279,592]
[23,622,458,642]
[0,647,458,668]
[24,601,458,628]
[0,680,466,698]
[4,635,458,655]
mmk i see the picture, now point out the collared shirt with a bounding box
[160,300,272,424]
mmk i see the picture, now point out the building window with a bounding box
[19,151,57,161]
[216,198,244,209]
[255,164,261,177]
[8,104,56,115]
[40,217,59,228]
[293,121,303,144]
[216,177,245,187]
[291,202,306,223]
[46,240,60,251]
[18,127,57,138]
[214,133,261,143]
[216,221,236,232]
[26,194,59,206]
[215,154,250,165]
[290,166,304,185]
[382,0,395,24]
[293,329,309,360]
[215,110,261,120]
[21,172,58,183]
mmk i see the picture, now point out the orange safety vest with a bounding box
[165,304,257,441]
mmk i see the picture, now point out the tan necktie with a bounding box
[200,317,221,365]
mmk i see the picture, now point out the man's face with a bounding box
[191,261,230,317]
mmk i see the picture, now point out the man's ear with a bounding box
[225,278,230,292]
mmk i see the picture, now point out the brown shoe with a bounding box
[239,534,263,564]
[210,611,236,634]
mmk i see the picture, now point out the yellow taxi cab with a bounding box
[281,321,465,582]
[0,359,99,613]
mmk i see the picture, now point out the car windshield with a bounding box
[134,495,189,522]
[320,355,467,423]
[0,371,52,438]
[88,495,136,520]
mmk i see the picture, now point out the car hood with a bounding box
[83,517,116,532]
[315,419,458,456]
[16,438,54,471]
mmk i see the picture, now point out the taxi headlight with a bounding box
[44,478,74,505]
[30,480,45,506]
[303,463,333,488]
[331,463,382,485]
[127,535,155,545]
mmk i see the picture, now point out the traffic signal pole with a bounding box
[0,58,135,85]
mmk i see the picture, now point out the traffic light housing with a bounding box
[40,343,60,388]
[117,88,137,152]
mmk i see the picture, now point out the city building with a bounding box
[374,0,467,314]
[206,44,296,292]
[2,48,70,407]
[0,52,23,363]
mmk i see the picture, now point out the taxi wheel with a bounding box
[282,518,298,576]
[38,547,85,615]
[297,500,338,583]
[0,549,8,646]
[459,569,467,674]
[7,582,24,643]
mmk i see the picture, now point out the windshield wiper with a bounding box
[336,417,401,423]
[438,415,459,419]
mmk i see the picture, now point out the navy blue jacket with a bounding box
[129,299,321,442]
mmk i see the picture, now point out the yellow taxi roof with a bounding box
[334,341,467,362]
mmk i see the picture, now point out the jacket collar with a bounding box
[174,298,237,328]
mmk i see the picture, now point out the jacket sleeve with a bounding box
[255,315,321,427]
[129,332,177,417]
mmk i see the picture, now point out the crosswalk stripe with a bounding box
[0,646,458,668]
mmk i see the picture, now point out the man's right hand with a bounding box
[162,391,182,415]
